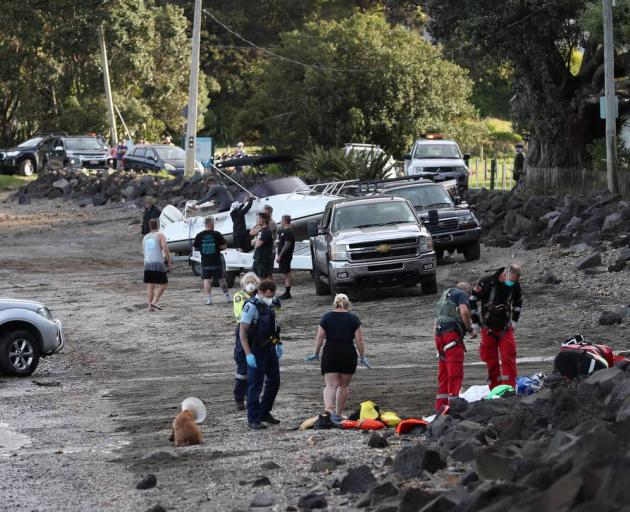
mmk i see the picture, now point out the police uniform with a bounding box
[470,270,523,390]
[232,290,251,406]
[434,287,470,411]
[240,297,281,425]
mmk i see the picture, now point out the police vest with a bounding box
[246,299,280,347]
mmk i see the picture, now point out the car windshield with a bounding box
[332,201,417,232]
[412,143,461,159]
[384,185,453,210]
[155,146,185,160]
[65,138,107,151]
[18,137,44,147]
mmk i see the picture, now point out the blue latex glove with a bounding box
[276,344,284,359]
[360,356,373,369]
[304,354,319,363]
[246,353,257,368]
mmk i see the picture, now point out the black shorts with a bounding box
[201,265,224,280]
[144,270,168,285]
[321,343,357,375]
[278,256,293,274]
[254,258,273,278]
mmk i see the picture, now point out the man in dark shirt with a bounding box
[253,213,273,279]
[470,264,523,390]
[276,215,296,300]
[193,217,230,305]
[512,143,525,188]
[141,197,162,236]
[230,195,254,252]
[198,176,234,213]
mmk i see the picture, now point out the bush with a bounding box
[298,145,393,182]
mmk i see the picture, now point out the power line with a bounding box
[203,7,548,74]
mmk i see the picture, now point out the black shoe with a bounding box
[235,401,245,411]
[249,422,267,430]
[261,413,280,425]
[278,292,292,300]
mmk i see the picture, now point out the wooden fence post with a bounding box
[490,159,496,190]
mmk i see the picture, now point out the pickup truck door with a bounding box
[312,207,332,270]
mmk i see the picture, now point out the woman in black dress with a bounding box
[305,294,371,423]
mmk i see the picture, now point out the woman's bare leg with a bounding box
[335,373,353,416]
[323,373,339,413]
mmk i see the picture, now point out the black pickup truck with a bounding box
[382,181,481,261]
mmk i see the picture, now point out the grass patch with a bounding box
[0,174,35,191]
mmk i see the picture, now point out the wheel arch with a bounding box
[0,321,43,351]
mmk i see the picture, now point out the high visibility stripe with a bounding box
[448,395,459,400]
[588,358,596,374]
[436,394,449,399]
[235,373,247,380]
[499,375,511,381]
[513,306,521,311]
[443,341,458,351]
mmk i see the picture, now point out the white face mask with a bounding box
[244,283,257,294]
[261,296,273,306]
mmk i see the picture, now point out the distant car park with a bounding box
[123,144,204,175]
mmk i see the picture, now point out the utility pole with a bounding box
[98,26,118,147]
[603,0,619,193]
[185,0,202,177]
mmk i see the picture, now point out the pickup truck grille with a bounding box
[348,238,419,262]
[426,218,459,234]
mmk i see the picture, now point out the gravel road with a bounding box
[1,197,628,511]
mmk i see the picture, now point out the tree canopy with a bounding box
[425,0,630,168]
[246,12,477,156]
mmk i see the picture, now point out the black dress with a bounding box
[320,311,361,375]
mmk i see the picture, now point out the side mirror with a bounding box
[453,196,462,205]
[463,153,471,164]
[428,209,439,227]
[307,221,320,238]
[403,153,411,160]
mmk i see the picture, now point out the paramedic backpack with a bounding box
[555,334,612,379]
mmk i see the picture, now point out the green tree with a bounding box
[425,0,630,169]
[246,12,476,156]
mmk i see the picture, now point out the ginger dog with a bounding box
[170,410,202,446]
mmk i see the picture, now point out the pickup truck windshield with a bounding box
[332,201,417,232]
[65,138,107,151]
[412,143,460,159]
[385,185,453,210]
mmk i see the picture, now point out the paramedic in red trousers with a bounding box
[434,282,474,411]
[469,264,523,390]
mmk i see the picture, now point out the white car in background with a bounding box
[404,137,470,191]
[343,143,398,178]
[0,299,64,376]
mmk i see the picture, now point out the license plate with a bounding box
[90,160,99,164]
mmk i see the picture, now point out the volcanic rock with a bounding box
[368,434,389,448]
[250,494,274,507]
[340,465,377,494]
[576,252,602,270]
[392,445,446,479]
[136,473,157,490]
[599,311,623,325]
[297,493,327,510]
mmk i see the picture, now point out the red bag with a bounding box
[357,419,385,430]
[395,419,428,435]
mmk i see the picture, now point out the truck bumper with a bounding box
[329,252,436,288]
[431,227,481,250]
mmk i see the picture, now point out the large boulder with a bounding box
[576,252,602,270]
[602,212,623,232]
[599,311,622,326]
[392,445,446,479]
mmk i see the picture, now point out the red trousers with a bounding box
[435,331,465,411]
[479,326,517,390]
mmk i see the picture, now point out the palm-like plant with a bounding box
[298,145,394,183]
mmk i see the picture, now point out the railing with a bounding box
[468,158,516,191]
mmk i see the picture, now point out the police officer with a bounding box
[239,279,283,430]
[470,264,523,390]
[232,272,260,410]
[434,282,474,411]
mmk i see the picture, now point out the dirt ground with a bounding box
[1,196,629,512]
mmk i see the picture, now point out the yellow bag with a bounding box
[379,411,401,428]
[359,400,380,420]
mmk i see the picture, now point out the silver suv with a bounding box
[308,196,437,296]
[0,299,64,376]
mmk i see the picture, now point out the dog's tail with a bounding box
[181,397,207,424]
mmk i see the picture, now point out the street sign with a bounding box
[195,137,214,167]
[600,95,619,119]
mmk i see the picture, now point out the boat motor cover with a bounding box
[160,204,183,228]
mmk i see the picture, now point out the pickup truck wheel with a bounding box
[18,158,35,176]
[421,276,438,295]
[191,260,201,276]
[463,241,481,261]
[0,330,40,377]
[313,266,331,296]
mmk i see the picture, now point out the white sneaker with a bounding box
[205,296,212,305]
